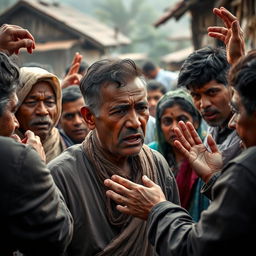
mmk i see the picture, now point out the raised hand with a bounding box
[208,7,245,65]
[174,121,223,182]
[0,24,35,55]
[104,175,166,220]
[61,52,83,88]
[24,130,46,162]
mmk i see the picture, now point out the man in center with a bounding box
[48,58,180,256]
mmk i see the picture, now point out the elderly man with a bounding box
[0,24,73,256]
[59,86,89,147]
[15,66,65,163]
[48,58,180,256]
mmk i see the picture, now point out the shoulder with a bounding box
[48,144,84,174]
[228,146,256,170]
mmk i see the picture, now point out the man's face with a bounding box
[0,92,19,137]
[189,80,232,127]
[86,77,149,161]
[147,89,163,117]
[144,70,157,80]
[59,97,89,143]
[16,81,58,142]
[228,89,256,148]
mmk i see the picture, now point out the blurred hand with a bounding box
[0,24,35,55]
[24,130,46,162]
[174,121,223,183]
[61,52,83,88]
[208,7,245,65]
[104,175,166,220]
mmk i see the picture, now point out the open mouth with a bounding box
[122,134,142,145]
[203,112,218,120]
[168,134,177,143]
[32,122,50,130]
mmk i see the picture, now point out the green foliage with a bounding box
[94,0,176,60]
[0,0,16,13]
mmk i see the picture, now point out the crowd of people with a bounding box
[1,6,256,256]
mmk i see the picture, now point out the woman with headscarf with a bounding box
[149,88,209,221]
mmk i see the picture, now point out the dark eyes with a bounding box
[24,100,56,107]
[161,116,189,126]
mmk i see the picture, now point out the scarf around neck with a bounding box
[82,130,158,256]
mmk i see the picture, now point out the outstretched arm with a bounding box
[0,24,35,55]
[208,7,245,65]
[173,121,223,183]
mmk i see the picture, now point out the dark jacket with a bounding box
[0,136,73,256]
[147,146,256,256]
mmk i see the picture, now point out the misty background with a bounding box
[0,0,191,63]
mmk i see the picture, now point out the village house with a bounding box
[0,0,131,77]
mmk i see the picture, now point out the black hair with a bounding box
[156,97,201,168]
[142,61,157,74]
[229,50,256,115]
[147,80,166,94]
[80,58,144,116]
[62,86,83,104]
[178,47,230,90]
[0,52,19,116]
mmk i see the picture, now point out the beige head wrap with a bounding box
[17,67,62,126]
[16,67,65,163]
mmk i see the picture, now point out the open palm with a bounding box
[174,121,223,182]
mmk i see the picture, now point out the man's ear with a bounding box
[81,106,95,130]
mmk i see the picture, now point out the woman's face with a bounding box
[160,104,198,146]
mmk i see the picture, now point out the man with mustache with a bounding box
[15,66,65,163]
[48,58,180,256]
[178,46,242,167]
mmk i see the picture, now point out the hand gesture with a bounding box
[0,24,35,55]
[208,7,245,65]
[104,175,166,220]
[174,121,223,182]
[61,52,83,88]
[11,130,46,162]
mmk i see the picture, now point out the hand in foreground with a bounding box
[11,130,46,162]
[173,121,223,183]
[0,24,35,55]
[61,52,83,88]
[104,175,166,220]
[208,7,245,65]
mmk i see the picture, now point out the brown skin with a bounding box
[189,80,233,128]
[61,52,83,89]
[208,7,245,65]
[228,90,256,148]
[104,174,166,220]
[147,89,164,117]
[0,24,35,55]
[59,97,89,143]
[160,104,199,165]
[81,77,149,175]
[16,82,58,143]
[0,92,19,137]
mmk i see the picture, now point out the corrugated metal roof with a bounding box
[2,0,131,48]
